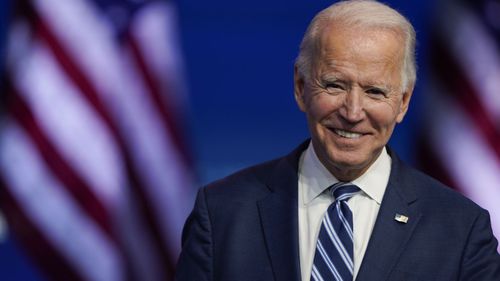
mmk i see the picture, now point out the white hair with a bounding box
[295,0,417,91]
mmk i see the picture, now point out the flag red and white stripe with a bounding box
[421,0,500,249]
[0,0,194,280]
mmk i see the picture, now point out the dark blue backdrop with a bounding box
[0,0,434,279]
[178,0,434,184]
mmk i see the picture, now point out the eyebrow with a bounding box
[319,74,395,92]
[319,73,344,82]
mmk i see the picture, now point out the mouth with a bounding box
[332,128,363,139]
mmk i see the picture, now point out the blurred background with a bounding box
[0,0,499,280]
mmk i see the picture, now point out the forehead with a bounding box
[315,22,405,70]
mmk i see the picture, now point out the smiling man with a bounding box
[176,1,500,281]
[294,20,412,182]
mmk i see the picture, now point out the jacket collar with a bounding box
[257,140,308,281]
[257,142,421,281]
[355,148,421,280]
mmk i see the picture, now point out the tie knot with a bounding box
[329,182,360,202]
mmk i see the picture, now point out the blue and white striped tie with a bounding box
[311,182,360,281]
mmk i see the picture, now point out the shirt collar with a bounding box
[300,141,391,205]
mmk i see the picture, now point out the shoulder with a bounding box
[203,157,281,199]
[201,140,308,201]
[394,155,485,216]
[390,156,496,251]
[387,152,500,278]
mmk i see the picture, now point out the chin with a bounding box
[329,152,368,170]
[312,136,380,174]
[320,144,378,177]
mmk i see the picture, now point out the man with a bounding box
[176,1,500,280]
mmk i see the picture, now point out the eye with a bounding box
[366,88,386,96]
[325,82,344,90]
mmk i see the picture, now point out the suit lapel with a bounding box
[257,142,307,281]
[356,150,422,281]
[258,192,301,281]
[257,144,421,281]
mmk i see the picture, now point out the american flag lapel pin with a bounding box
[394,213,409,223]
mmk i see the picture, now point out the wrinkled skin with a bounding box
[294,23,414,181]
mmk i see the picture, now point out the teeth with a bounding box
[334,129,362,139]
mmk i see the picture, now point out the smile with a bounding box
[333,129,363,139]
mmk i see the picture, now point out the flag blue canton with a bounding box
[93,0,158,37]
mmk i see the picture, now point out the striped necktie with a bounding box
[311,182,361,281]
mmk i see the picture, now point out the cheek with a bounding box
[366,93,404,121]
[305,94,341,120]
[366,102,401,131]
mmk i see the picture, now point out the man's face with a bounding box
[294,24,413,181]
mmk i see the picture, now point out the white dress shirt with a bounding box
[298,142,391,281]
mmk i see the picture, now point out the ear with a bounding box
[294,65,306,112]
[396,84,414,123]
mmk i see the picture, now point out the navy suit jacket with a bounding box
[176,141,500,280]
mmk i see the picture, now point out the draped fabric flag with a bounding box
[420,0,500,249]
[0,0,194,280]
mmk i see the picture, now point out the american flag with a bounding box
[0,0,194,280]
[420,0,500,249]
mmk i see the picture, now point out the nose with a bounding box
[340,88,364,123]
